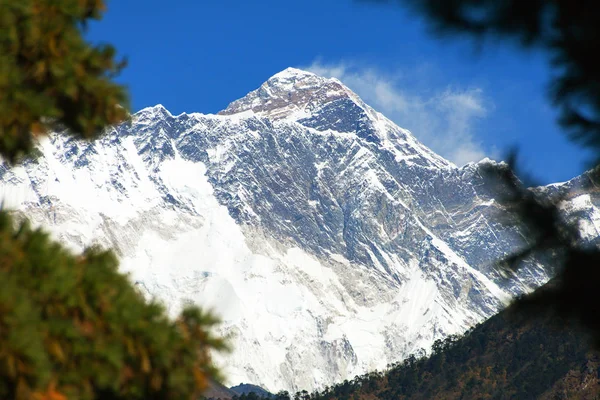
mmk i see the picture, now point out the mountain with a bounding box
[308,292,600,400]
[1,67,598,392]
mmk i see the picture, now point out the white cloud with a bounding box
[304,61,494,166]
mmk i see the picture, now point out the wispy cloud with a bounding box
[305,61,494,166]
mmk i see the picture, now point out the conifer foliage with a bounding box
[0,1,227,399]
[0,0,129,163]
[0,214,227,400]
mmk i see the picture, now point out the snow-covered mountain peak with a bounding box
[217,67,451,170]
[134,104,174,123]
[270,66,322,83]
[219,67,360,122]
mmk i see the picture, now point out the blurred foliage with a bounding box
[0,0,129,163]
[475,158,600,347]
[0,212,227,400]
[0,1,227,399]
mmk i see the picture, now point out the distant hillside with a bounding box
[203,381,274,400]
[305,304,600,400]
[230,384,273,398]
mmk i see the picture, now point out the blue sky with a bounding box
[88,0,592,184]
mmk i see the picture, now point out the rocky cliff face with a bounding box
[1,67,598,392]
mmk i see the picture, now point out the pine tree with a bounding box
[0,0,129,163]
[0,1,227,399]
[0,214,227,399]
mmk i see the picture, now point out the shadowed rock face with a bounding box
[230,383,273,398]
[1,68,598,393]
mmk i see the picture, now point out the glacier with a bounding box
[1,67,599,393]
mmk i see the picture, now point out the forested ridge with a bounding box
[226,299,600,400]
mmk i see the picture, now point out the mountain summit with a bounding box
[1,68,598,392]
[222,67,450,170]
[220,67,359,121]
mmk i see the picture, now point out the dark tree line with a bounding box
[261,309,598,400]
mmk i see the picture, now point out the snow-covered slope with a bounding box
[1,67,598,392]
